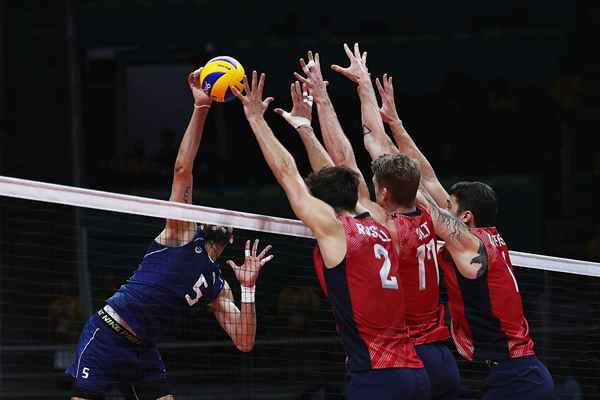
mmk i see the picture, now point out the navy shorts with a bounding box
[483,356,555,400]
[66,313,170,398]
[347,367,430,400]
[416,342,461,400]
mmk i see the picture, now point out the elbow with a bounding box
[235,342,254,353]
[173,164,192,179]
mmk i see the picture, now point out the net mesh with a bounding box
[1,178,599,399]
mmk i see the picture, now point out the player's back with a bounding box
[393,206,448,345]
[439,226,535,361]
[313,212,422,372]
[106,228,224,343]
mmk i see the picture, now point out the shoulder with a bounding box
[156,223,198,247]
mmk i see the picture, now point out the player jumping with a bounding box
[234,71,430,400]
[66,68,273,400]
[370,72,555,399]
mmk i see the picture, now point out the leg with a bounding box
[347,368,430,400]
[483,357,556,400]
[125,346,173,399]
[416,342,461,400]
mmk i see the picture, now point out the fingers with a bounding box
[245,239,251,257]
[375,77,384,97]
[260,254,274,266]
[226,260,239,270]
[294,81,302,101]
[263,97,275,108]
[257,244,272,259]
[252,238,259,257]
[242,75,251,96]
[307,50,314,63]
[231,85,244,101]
[257,72,266,97]
[362,51,367,64]
[330,64,345,75]
[251,70,258,94]
[273,107,286,116]
[354,42,361,58]
[343,43,353,59]
[293,72,310,84]
[314,52,321,71]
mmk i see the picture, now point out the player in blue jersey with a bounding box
[66,68,274,400]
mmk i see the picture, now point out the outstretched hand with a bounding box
[293,51,329,101]
[226,239,273,288]
[188,68,212,108]
[375,74,400,124]
[331,43,369,84]
[232,71,274,120]
[274,81,313,129]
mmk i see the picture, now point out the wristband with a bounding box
[282,112,311,129]
[241,285,256,303]
[194,104,211,110]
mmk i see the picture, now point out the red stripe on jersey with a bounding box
[313,213,423,371]
[439,227,535,361]
[393,206,449,345]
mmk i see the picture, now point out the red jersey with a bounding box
[393,206,449,345]
[313,212,423,372]
[438,226,535,361]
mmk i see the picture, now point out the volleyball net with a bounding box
[0,175,599,399]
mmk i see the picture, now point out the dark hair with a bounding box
[305,166,359,213]
[201,224,234,246]
[448,181,497,227]
[370,154,420,207]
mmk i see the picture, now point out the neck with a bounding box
[205,242,223,261]
[386,202,417,216]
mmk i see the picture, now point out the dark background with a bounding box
[0,1,599,399]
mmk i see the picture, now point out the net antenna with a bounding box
[1,175,599,277]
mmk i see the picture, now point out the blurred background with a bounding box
[0,0,599,399]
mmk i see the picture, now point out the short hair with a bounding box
[370,154,420,207]
[305,166,359,213]
[201,224,234,245]
[448,181,498,227]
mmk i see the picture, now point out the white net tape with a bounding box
[2,175,599,276]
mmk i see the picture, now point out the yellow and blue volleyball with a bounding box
[199,56,245,103]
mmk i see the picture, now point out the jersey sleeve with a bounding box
[204,263,225,302]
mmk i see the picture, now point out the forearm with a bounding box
[314,95,357,168]
[174,107,209,174]
[235,302,256,352]
[297,126,334,172]
[357,81,397,159]
[248,116,300,186]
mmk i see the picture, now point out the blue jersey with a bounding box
[106,228,225,343]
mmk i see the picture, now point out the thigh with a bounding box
[483,358,555,400]
[126,347,172,399]
[348,368,430,400]
[416,343,461,400]
[66,316,114,396]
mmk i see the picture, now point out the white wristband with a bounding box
[281,112,311,129]
[241,285,256,303]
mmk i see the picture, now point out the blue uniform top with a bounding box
[106,228,225,344]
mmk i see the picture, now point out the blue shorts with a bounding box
[482,356,555,400]
[66,313,169,398]
[416,342,461,400]
[347,367,430,400]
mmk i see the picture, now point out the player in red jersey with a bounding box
[371,73,555,399]
[298,43,459,399]
[234,71,429,399]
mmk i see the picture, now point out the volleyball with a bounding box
[199,56,245,103]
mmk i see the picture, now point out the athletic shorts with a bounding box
[347,367,430,400]
[66,313,170,399]
[482,356,555,400]
[415,342,461,400]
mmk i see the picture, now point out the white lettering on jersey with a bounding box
[185,274,208,306]
[356,222,392,242]
[487,232,506,248]
[416,222,431,241]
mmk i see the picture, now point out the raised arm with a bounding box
[211,239,273,352]
[294,50,385,221]
[233,71,346,267]
[417,185,485,279]
[331,43,398,161]
[376,74,450,208]
[161,68,212,245]
[274,81,334,172]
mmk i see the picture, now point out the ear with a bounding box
[462,211,474,226]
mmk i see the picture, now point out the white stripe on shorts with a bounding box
[76,328,100,378]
